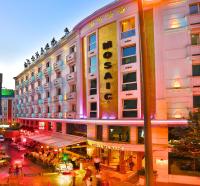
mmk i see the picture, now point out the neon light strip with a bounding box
[18,117,188,126]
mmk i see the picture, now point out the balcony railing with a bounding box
[65,111,76,119]
[53,95,63,102]
[66,72,77,83]
[189,45,200,56]
[36,72,43,80]
[44,82,50,90]
[66,52,76,64]
[43,66,52,76]
[29,76,35,84]
[53,60,64,71]
[66,92,76,102]
[188,14,200,26]
[54,77,63,87]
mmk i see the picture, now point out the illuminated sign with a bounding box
[1,89,14,97]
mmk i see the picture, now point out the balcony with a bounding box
[53,95,63,102]
[44,97,51,104]
[36,86,43,93]
[44,82,50,90]
[29,76,35,84]
[53,77,63,87]
[66,52,76,65]
[43,113,47,118]
[66,72,77,84]
[35,113,39,118]
[66,92,76,102]
[188,13,200,26]
[53,112,63,118]
[38,113,42,118]
[36,72,43,80]
[191,76,200,94]
[53,60,64,71]
[65,111,76,119]
[189,45,200,56]
[38,99,43,105]
[43,66,52,76]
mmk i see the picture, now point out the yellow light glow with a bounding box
[173,80,181,88]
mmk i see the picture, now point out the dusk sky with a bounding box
[0,0,113,89]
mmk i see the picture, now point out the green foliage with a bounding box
[170,110,200,158]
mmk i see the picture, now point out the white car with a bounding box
[0,135,4,142]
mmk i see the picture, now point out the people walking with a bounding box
[93,156,101,172]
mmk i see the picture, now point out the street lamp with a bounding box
[137,0,161,185]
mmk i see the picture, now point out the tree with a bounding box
[170,109,200,171]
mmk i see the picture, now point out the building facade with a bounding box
[1,89,15,123]
[14,0,199,176]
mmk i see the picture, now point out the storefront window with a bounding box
[89,56,97,73]
[108,126,130,142]
[56,122,62,132]
[96,125,103,141]
[122,46,136,65]
[90,79,97,95]
[138,127,144,144]
[67,123,87,137]
[48,122,52,131]
[88,33,96,51]
[122,72,137,91]
[123,99,137,118]
[121,18,135,39]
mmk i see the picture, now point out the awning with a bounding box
[27,133,86,148]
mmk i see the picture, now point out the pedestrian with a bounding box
[83,168,92,186]
[15,164,19,176]
[93,156,101,172]
[8,166,13,176]
[127,156,134,171]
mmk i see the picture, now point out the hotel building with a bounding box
[14,0,200,176]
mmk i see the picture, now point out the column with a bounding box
[87,124,96,139]
[102,125,108,141]
[119,151,126,173]
[52,122,57,133]
[62,122,66,134]
[130,126,138,144]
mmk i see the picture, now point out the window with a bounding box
[46,91,50,98]
[71,84,76,92]
[70,65,76,73]
[46,62,50,67]
[56,72,61,78]
[96,125,103,141]
[46,76,50,83]
[47,106,50,113]
[109,126,130,142]
[138,127,144,144]
[122,72,137,91]
[72,104,76,112]
[48,122,52,131]
[122,46,136,65]
[189,3,200,14]
[31,72,34,76]
[56,54,61,61]
[191,33,200,45]
[57,105,61,113]
[38,67,41,73]
[26,76,28,80]
[56,122,62,132]
[38,93,41,100]
[89,56,97,73]
[57,88,61,96]
[121,18,135,39]
[89,33,96,51]
[192,65,200,76]
[123,99,137,117]
[90,102,97,118]
[90,79,97,95]
[67,124,87,137]
[70,45,75,54]
[38,81,41,86]
[193,96,200,108]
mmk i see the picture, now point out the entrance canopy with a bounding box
[27,133,86,148]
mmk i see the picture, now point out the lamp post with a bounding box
[137,0,154,185]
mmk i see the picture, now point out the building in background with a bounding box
[0,73,2,121]
[14,0,199,177]
[1,88,15,123]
